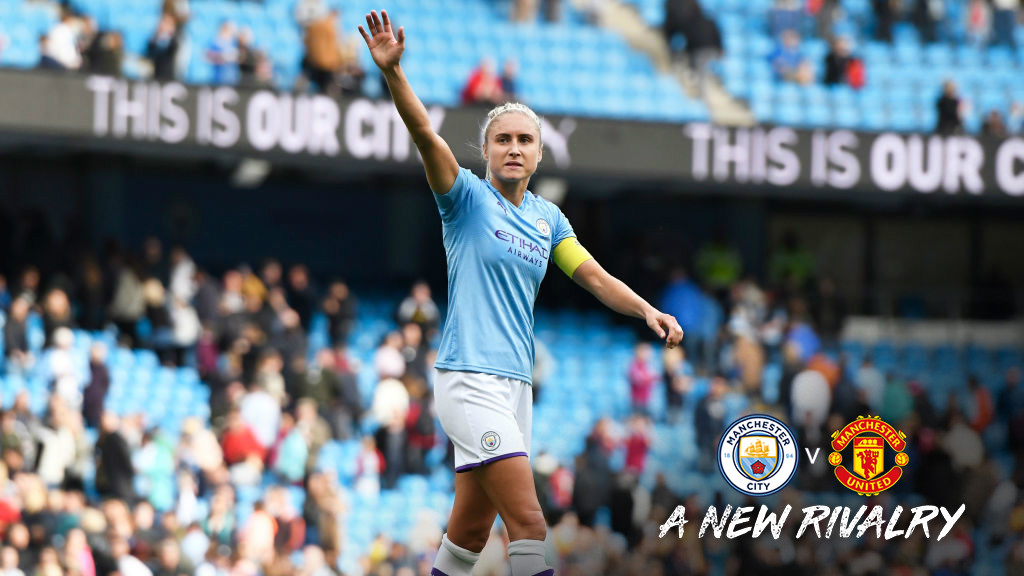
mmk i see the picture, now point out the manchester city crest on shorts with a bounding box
[718,414,798,497]
[535,218,550,236]
[481,431,501,452]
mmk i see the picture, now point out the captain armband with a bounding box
[552,237,594,278]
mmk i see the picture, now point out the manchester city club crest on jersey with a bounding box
[481,431,501,452]
[719,415,798,497]
[536,218,550,236]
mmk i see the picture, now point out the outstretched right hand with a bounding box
[358,10,405,72]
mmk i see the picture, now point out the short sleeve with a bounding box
[551,205,576,247]
[433,167,475,222]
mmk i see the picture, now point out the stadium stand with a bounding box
[0,0,709,123]
[627,0,1024,133]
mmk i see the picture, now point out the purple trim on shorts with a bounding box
[430,569,450,576]
[455,452,529,473]
[533,570,555,576]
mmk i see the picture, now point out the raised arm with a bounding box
[358,10,459,194]
[572,259,684,349]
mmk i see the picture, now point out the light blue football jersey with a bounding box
[433,167,576,383]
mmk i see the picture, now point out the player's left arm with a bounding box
[553,238,683,349]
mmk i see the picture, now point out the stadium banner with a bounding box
[1,70,1023,198]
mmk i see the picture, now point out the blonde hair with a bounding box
[481,102,542,180]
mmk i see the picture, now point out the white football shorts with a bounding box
[434,369,533,472]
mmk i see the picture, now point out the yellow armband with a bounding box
[552,237,593,278]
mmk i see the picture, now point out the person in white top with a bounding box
[790,367,831,431]
[45,10,83,70]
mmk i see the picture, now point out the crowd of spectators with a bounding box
[19,0,361,97]
[0,223,1020,575]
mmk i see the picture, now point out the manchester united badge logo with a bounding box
[828,416,909,496]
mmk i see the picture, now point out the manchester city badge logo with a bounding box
[481,431,501,452]
[718,414,799,497]
[536,218,550,236]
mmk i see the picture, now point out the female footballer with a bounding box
[359,10,683,576]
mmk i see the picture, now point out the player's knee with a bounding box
[506,508,547,541]
[449,523,491,553]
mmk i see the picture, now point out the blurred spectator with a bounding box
[992,0,1019,48]
[236,28,267,88]
[855,356,885,412]
[769,229,816,290]
[0,274,9,310]
[664,0,723,98]
[336,29,366,96]
[965,0,992,47]
[77,257,106,331]
[661,346,690,424]
[512,0,562,22]
[147,15,182,82]
[500,59,519,101]
[295,0,329,28]
[372,378,408,490]
[572,433,612,527]
[823,36,853,86]
[403,377,434,475]
[42,288,74,349]
[44,9,84,71]
[85,30,123,76]
[270,413,307,483]
[82,343,109,429]
[790,363,830,430]
[302,9,344,96]
[162,0,191,25]
[660,268,705,351]
[696,232,742,306]
[109,259,145,346]
[784,301,820,362]
[873,0,895,43]
[769,30,813,84]
[240,378,282,449]
[206,21,238,85]
[911,0,943,43]
[221,408,265,466]
[3,297,33,372]
[322,280,357,345]
[769,0,803,38]
[880,374,914,425]
[461,58,505,106]
[809,276,845,343]
[811,0,841,40]
[966,375,995,432]
[532,337,555,405]
[623,415,653,475]
[50,327,82,411]
[395,281,439,336]
[286,264,317,331]
[936,80,963,134]
[354,435,385,499]
[628,343,658,415]
[695,375,727,473]
[374,331,406,380]
[95,413,134,502]
[982,110,1009,138]
[998,367,1022,424]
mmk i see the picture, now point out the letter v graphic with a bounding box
[805,448,820,464]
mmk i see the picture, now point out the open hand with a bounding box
[646,311,684,349]
[358,10,404,72]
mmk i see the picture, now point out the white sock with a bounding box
[507,539,554,576]
[431,533,480,576]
